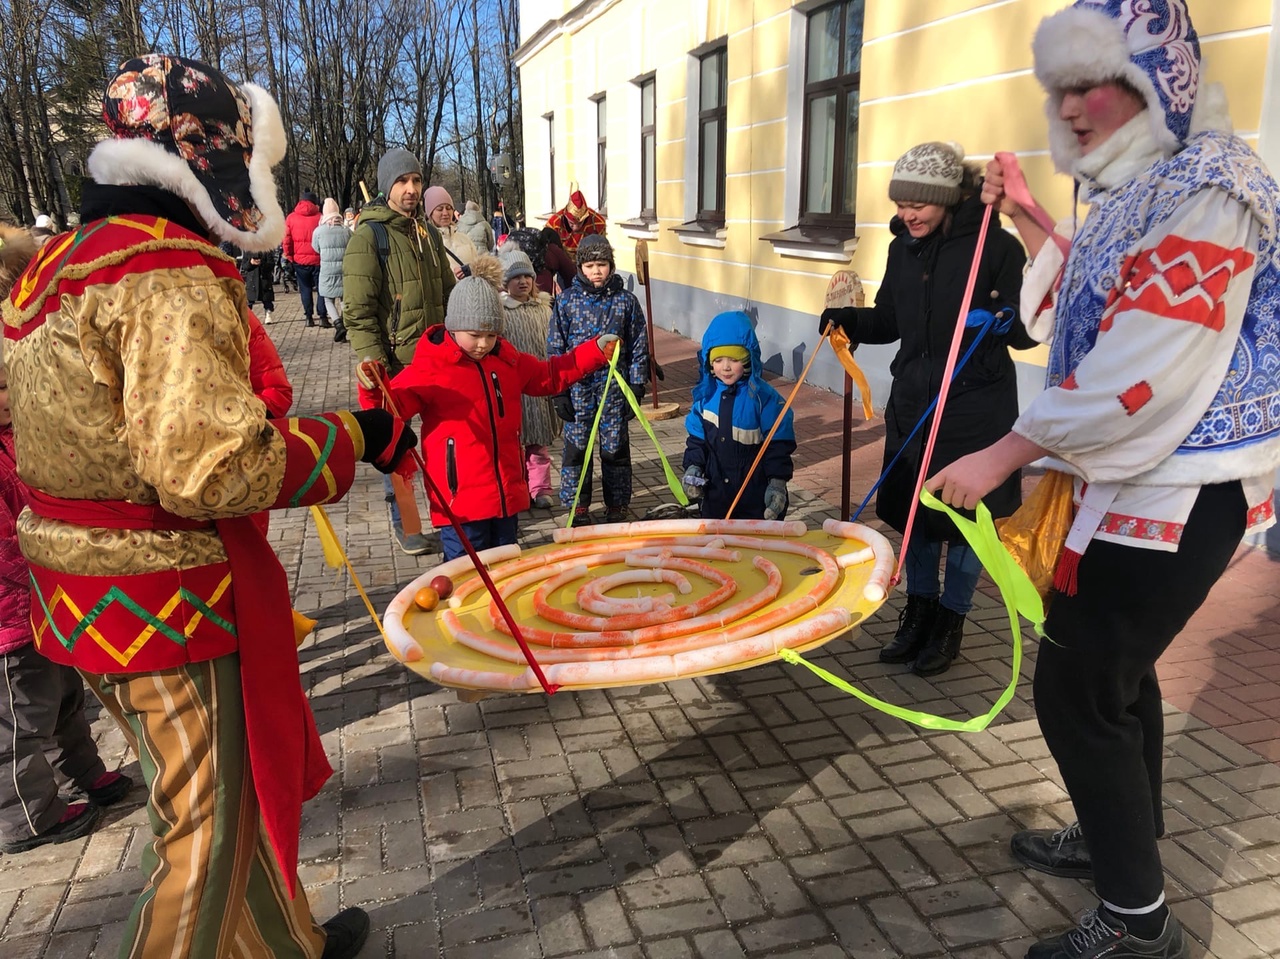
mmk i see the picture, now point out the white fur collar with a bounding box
[1074,112,1167,199]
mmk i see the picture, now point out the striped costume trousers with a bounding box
[83,654,326,959]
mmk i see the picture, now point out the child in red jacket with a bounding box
[0,225,132,854]
[358,273,617,560]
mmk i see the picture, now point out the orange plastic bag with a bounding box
[996,470,1075,598]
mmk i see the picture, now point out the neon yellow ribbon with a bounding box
[781,490,1044,732]
[568,346,688,524]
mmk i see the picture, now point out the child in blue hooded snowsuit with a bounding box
[548,235,648,524]
[682,311,795,520]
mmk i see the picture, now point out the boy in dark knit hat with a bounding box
[547,234,649,525]
[358,263,618,559]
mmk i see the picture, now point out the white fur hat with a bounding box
[86,54,286,251]
[1033,0,1201,172]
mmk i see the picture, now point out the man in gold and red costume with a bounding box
[544,187,607,255]
[1,55,413,959]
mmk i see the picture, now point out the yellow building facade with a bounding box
[515,0,1278,399]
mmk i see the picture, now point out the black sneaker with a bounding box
[603,506,628,525]
[320,907,370,959]
[1012,821,1092,879]
[570,506,592,526]
[86,771,135,806]
[1027,908,1186,959]
[1,802,100,854]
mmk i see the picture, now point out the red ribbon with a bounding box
[368,368,559,695]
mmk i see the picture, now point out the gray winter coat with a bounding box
[312,222,351,299]
[458,208,495,253]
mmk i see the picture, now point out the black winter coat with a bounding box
[239,249,274,304]
[846,193,1033,540]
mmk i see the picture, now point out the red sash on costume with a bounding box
[26,490,329,897]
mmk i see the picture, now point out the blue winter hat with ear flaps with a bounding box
[1032,0,1201,172]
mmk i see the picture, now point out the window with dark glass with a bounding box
[639,77,656,218]
[544,112,556,210]
[697,46,727,222]
[800,0,864,226]
[594,94,607,212]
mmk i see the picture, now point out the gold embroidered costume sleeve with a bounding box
[116,274,288,520]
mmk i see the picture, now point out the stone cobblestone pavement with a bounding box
[2,297,1277,959]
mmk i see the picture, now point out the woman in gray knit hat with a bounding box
[820,141,1036,678]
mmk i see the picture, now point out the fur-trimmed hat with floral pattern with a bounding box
[87,54,286,251]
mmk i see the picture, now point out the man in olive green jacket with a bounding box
[343,148,455,373]
[344,147,455,554]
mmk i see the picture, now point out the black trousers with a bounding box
[560,428,632,509]
[0,644,106,840]
[1035,481,1246,909]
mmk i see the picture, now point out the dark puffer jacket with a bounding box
[841,192,1033,539]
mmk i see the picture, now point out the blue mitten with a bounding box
[763,478,788,520]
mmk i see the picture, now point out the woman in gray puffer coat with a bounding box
[312,198,351,342]
[458,199,495,253]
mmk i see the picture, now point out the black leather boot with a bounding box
[913,606,965,676]
[879,595,939,664]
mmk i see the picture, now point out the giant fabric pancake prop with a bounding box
[384,518,894,693]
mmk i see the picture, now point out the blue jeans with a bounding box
[903,535,982,614]
[439,516,519,561]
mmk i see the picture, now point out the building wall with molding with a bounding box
[516,0,1276,400]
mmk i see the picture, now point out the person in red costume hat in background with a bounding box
[545,185,607,256]
[2,54,415,959]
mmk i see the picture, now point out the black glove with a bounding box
[625,382,645,419]
[351,409,418,474]
[820,306,856,339]
[552,393,575,423]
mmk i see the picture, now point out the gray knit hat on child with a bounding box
[888,142,966,207]
[445,275,504,334]
[500,250,536,284]
[377,147,423,197]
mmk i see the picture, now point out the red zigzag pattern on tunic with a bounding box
[1106,235,1255,333]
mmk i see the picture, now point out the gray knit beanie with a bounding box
[500,250,536,284]
[576,233,613,267]
[888,141,966,207]
[445,276,504,334]
[377,147,423,197]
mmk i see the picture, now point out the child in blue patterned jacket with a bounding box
[548,235,648,525]
[681,311,795,520]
